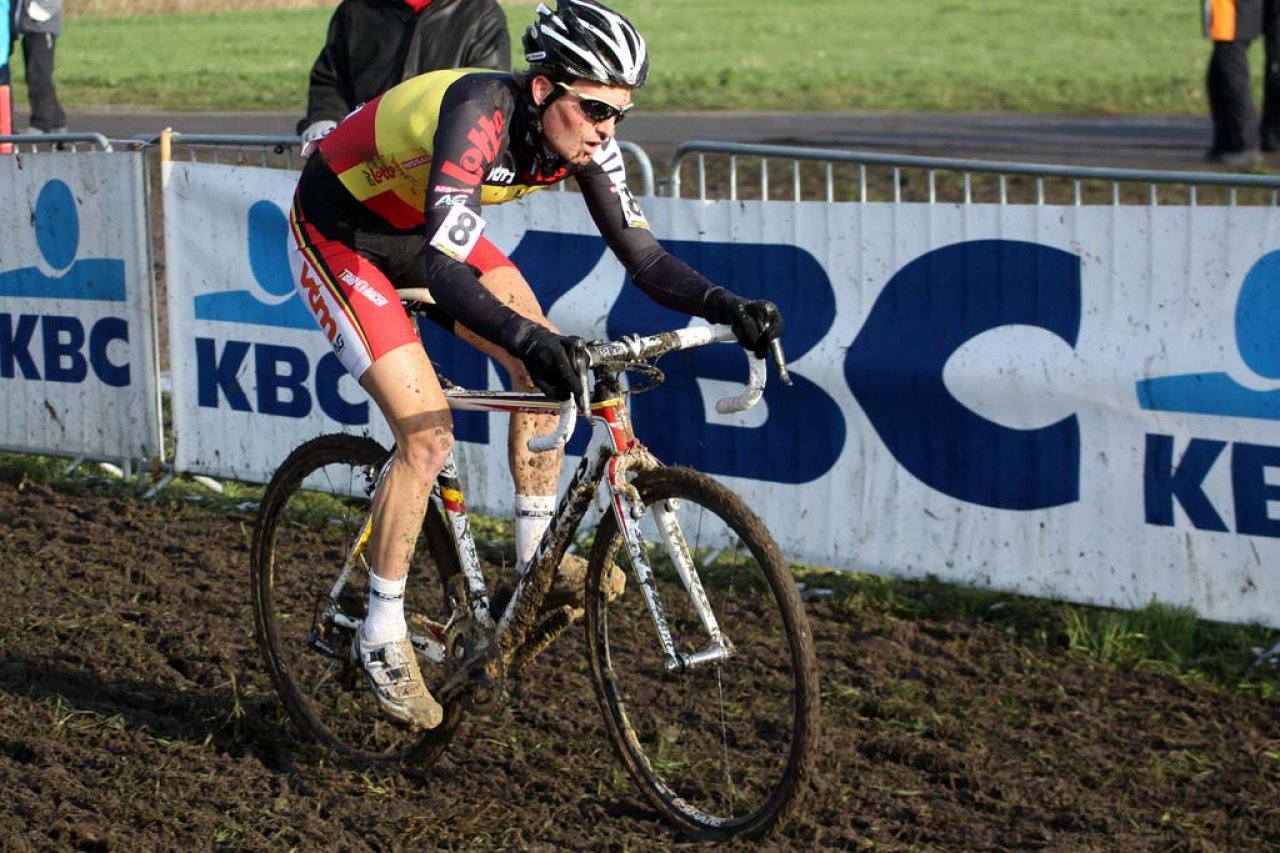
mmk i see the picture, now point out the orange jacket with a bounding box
[1205,0,1263,41]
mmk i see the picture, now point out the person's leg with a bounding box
[1263,0,1280,148]
[454,265,563,496]
[359,343,455,592]
[21,33,65,131]
[450,264,564,571]
[1207,39,1259,157]
[290,196,446,727]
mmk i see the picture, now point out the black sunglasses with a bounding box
[556,82,633,125]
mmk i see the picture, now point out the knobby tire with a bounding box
[250,433,464,768]
[584,466,820,841]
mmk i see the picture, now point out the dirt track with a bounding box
[1,476,1277,850]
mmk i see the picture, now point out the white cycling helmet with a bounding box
[523,0,649,88]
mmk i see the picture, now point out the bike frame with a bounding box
[408,325,763,673]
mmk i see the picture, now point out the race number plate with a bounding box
[429,204,487,262]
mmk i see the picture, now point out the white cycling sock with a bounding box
[514,494,555,575]
[362,570,407,645]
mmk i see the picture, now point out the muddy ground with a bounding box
[0,476,1277,852]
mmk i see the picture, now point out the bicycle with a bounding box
[249,310,820,841]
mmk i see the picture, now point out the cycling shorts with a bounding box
[288,158,515,379]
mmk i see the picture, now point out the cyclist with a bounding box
[288,0,782,730]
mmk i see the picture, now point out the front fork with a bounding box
[605,446,734,672]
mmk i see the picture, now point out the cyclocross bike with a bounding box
[249,310,820,841]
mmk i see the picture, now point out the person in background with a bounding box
[2,0,12,147]
[1261,0,1280,150]
[12,0,65,134]
[297,0,511,155]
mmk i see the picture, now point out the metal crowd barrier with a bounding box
[0,132,115,153]
[13,130,1271,208]
[124,131,657,197]
[668,139,1280,206]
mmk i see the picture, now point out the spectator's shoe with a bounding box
[1206,148,1263,168]
[351,632,443,729]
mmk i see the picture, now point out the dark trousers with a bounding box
[1263,0,1280,148]
[1207,40,1256,154]
[22,32,65,132]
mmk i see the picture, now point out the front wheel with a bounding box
[250,433,465,767]
[584,467,820,841]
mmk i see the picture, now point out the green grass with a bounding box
[5,0,1234,114]
[797,566,1280,702]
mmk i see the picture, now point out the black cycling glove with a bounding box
[514,328,584,402]
[704,288,784,359]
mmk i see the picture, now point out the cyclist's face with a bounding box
[539,77,633,165]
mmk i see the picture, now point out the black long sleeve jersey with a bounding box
[306,69,720,352]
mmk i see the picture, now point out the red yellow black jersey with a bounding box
[304,68,717,353]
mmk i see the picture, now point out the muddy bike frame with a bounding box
[329,320,783,700]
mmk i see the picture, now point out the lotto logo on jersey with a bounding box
[440,110,505,186]
[362,159,404,187]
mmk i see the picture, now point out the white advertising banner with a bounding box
[163,161,1280,627]
[0,152,162,461]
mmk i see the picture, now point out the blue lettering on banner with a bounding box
[1231,441,1280,537]
[1138,251,1280,537]
[845,240,1082,510]
[404,229,845,484]
[191,199,368,423]
[0,314,130,387]
[414,229,610,446]
[1143,435,1228,531]
[1144,434,1280,537]
[194,201,317,329]
[604,238,844,484]
[0,181,133,388]
[195,337,368,424]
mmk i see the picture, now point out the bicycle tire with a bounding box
[584,467,819,841]
[250,433,465,767]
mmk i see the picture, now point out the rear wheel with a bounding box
[584,467,819,840]
[250,433,464,766]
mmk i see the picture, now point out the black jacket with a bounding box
[297,0,510,133]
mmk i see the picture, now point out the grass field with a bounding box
[4,0,1235,114]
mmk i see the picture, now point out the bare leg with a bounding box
[452,265,563,497]
[359,341,455,582]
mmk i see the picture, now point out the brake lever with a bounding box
[769,338,793,386]
[571,338,590,416]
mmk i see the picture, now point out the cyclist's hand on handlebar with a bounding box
[515,328,584,402]
[706,289,784,359]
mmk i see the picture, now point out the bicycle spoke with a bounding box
[251,435,464,767]
[586,467,818,841]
